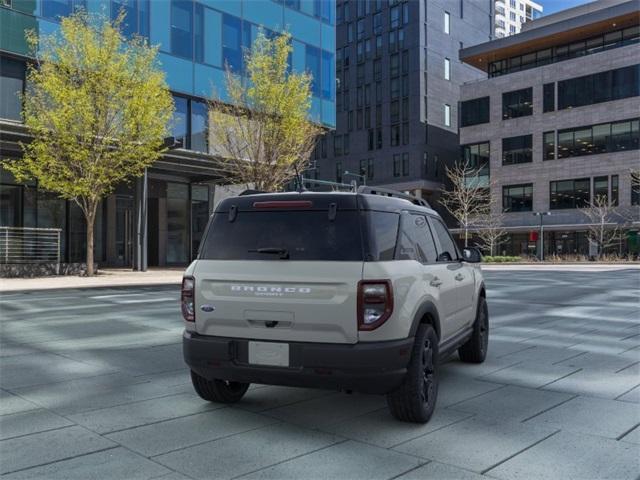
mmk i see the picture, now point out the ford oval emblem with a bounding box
[200,305,215,312]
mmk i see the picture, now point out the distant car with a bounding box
[182,187,488,423]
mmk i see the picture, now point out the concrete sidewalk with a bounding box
[0,268,184,293]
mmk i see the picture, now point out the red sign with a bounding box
[529,231,538,242]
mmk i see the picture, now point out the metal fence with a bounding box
[0,227,62,267]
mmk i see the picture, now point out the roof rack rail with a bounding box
[357,186,430,208]
[239,189,267,196]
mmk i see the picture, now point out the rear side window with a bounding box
[365,211,399,261]
[430,218,458,261]
[200,211,363,261]
[396,213,438,263]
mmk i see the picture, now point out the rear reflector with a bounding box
[253,201,313,209]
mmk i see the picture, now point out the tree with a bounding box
[208,31,320,192]
[579,194,626,259]
[4,11,173,275]
[439,160,491,247]
[475,208,508,256]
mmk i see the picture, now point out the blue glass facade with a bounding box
[0,0,336,129]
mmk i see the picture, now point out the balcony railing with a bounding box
[0,227,62,269]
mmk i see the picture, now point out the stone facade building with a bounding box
[459,0,639,257]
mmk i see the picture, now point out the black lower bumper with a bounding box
[183,331,414,394]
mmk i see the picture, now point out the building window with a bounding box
[503,184,533,213]
[190,100,208,153]
[321,51,334,101]
[502,87,533,119]
[171,0,194,59]
[0,56,25,121]
[461,142,490,181]
[460,96,490,127]
[334,135,343,156]
[368,129,374,150]
[488,27,640,78]
[393,154,401,177]
[444,104,451,127]
[611,175,619,206]
[391,125,400,146]
[112,0,150,38]
[402,153,409,176]
[632,173,640,206]
[558,64,639,110]
[543,131,555,160]
[390,54,400,77]
[306,45,321,97]
[171,95,189,148]
[376,129,383,149]
[390,100,399,123]
[502,134,532,165]
[444,11,450,34]
[41,0,85,21]
[557,118,639,159]
[402,122,409,145]
[550,178,591,210]
[374,13,383,34]
[343,133,350,155]
[444,58,451,80]
[594,175,608,203]
[336,161,342,183]
[543,83,555,112]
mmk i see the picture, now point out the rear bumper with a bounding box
[183,331,413,394]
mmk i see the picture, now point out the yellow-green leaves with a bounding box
[6,10,173,203]
[209,31,320,192]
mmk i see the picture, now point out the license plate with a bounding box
[248,341,289,367]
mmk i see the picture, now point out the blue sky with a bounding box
[542,0,594,15]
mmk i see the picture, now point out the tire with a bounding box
[386,324,439,423]
[458,296,489,364]
[190,370,250,404]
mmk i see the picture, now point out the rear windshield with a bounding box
[200,210,364,261]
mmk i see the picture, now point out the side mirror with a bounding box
[462,247,482,263]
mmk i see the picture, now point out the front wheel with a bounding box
[458,296,489,363]
[386,324,439,423]
[190,370,249,404]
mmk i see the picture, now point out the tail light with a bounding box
[181,276,195,322]
[357,280,393,331]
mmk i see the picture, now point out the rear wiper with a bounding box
[248,247,290,259]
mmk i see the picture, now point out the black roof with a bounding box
[215,191,439,216]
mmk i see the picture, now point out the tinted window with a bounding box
[543,83,555,112]
[460,96,490,127]
[366,211,399,261]
[430,219,458,262]
[0,57,24,121]
[396,214,436,263]
[200,211,363,261]
[503,184,533,212]
[502,135,532,165]
[558,65,639,110]
[171,0,193,59]
[503,87,532,119]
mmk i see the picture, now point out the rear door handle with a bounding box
[455,273,464,281]
[430,277,443,287]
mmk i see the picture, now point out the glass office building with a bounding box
[0,0,335,269]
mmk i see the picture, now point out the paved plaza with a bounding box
[0,267,639,479]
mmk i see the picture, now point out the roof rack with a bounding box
[357,186,431,208]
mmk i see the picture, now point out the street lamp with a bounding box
[533,211,551,261]
[343,171,367,187]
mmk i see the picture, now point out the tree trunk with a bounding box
[464,227,468,248]
[84,203,97,276]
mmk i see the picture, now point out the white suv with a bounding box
[182,187,488,423]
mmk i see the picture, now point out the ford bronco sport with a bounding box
[182,187,488,423]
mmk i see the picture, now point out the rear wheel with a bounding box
[387,324,439,423]
[190,370,249,403]
[458,296,489,363]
